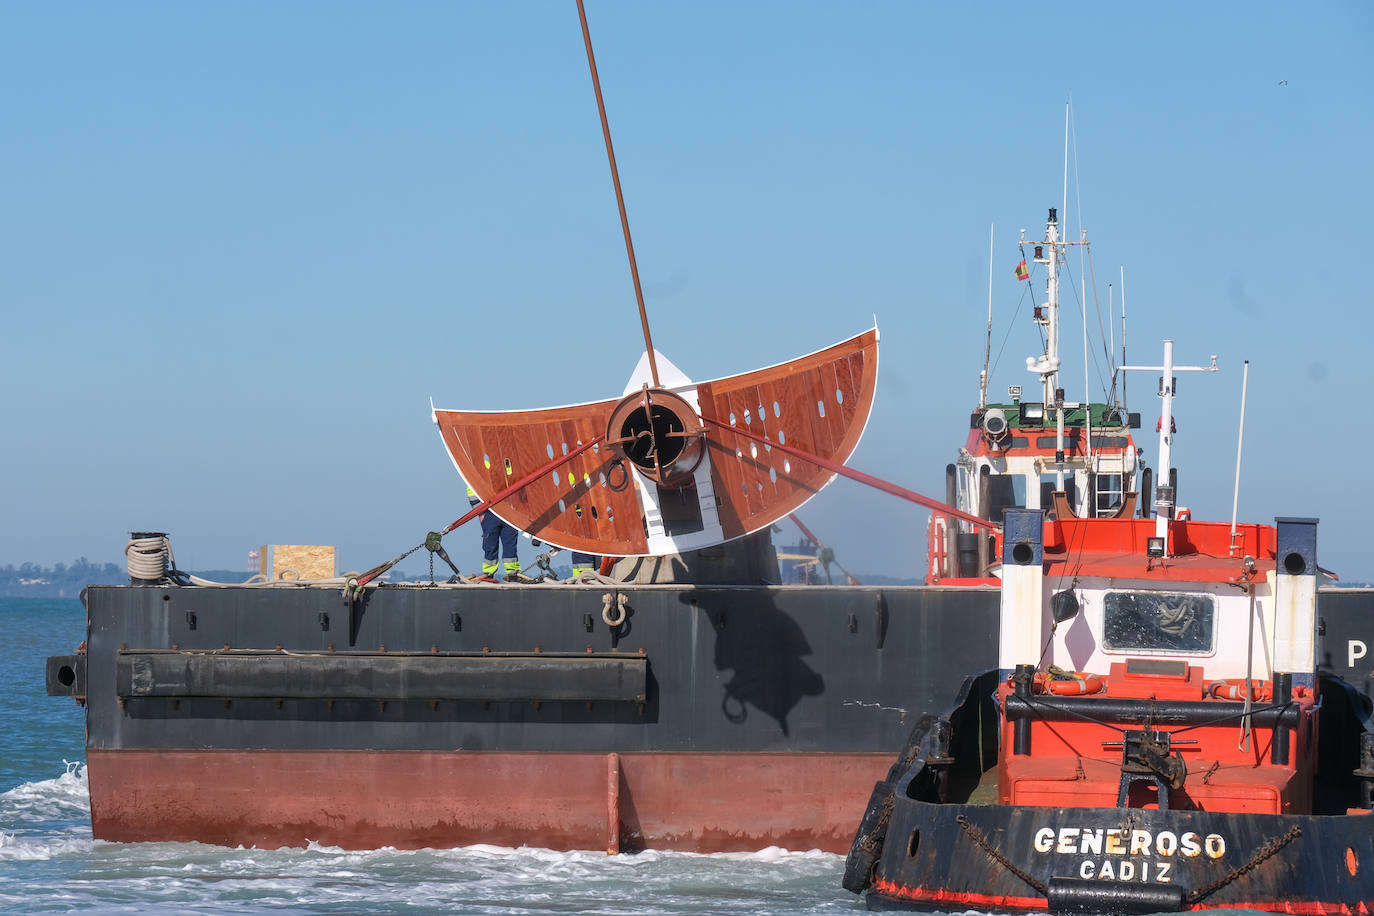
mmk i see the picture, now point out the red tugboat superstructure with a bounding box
[929,208,1144,585]
[846,323,1374,911]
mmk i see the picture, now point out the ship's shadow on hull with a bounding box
[680,589,825,737]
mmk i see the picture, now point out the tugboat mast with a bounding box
[1025,208,1067,490]
[1121,340,1218,554]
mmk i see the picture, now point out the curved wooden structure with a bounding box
[433,327,879,556]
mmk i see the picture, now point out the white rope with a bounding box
[125,534,171,581]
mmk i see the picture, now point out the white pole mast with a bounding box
[1229,360,1250,555]
[1062,99,1069,257]
[980,224,994,409]
[1121,341,1218,556]
[1050,212,1064,490]
[1120,266,1128,408]
[1083,255,1092,493]
[1108,283,1115,377]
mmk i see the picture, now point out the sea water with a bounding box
[0,598,862,914]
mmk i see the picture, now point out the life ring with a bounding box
[1028,670,1106,696]
[1209,679,1273,702]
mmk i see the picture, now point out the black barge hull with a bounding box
[47,584,1373,852]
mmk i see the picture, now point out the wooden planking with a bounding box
[700,329,878,539]
[434,328,877,555]
[435,400,649,555]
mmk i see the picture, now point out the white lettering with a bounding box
[1351,640,1368,669]
[1181,832,1202,857]
[1034,826,1228,876]
[1129,830,1152,856]
[1156,831,1178,857]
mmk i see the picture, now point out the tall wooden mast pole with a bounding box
[576,0,660,387]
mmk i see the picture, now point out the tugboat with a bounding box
[926,208,1143,586]
[844,216,1374,912]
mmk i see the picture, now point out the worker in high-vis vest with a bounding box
[468,485,524,581]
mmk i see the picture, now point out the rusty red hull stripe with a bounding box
[87,749,890,853]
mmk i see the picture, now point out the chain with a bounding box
[956,815,1048,896]
[857,794,894,857]
[1185,824,1301,904]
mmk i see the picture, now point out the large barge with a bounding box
[45,568,1369,852]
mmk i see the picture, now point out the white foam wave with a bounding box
[0,825,94,861]
[1,760,89,821]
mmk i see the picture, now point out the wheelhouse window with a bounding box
[985,474,1026,524]
[1102,590,1215,654]
[1039,475,1077,513]
[1094,473,1124,515]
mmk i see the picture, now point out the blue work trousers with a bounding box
[480,512,518,565]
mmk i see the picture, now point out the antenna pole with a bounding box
[1062,100,1069,245]
[576,0,660,387]
[1229,360,1250,555]
[1120,266,1128,408]
[1121,341,1218,555]
[1082,258,1091,470]
[980,224,993,408]
[1107,283,1115,378]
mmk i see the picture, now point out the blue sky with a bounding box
[3,2,1371,580]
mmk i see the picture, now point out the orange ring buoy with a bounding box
[1209,679,1273,702]
[1031,671,1106,696]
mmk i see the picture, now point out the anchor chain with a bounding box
[1185,824,1301,904]
[857,794,894,858]
[956,815,1048,897]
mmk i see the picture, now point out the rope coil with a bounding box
[126,533,172,581]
